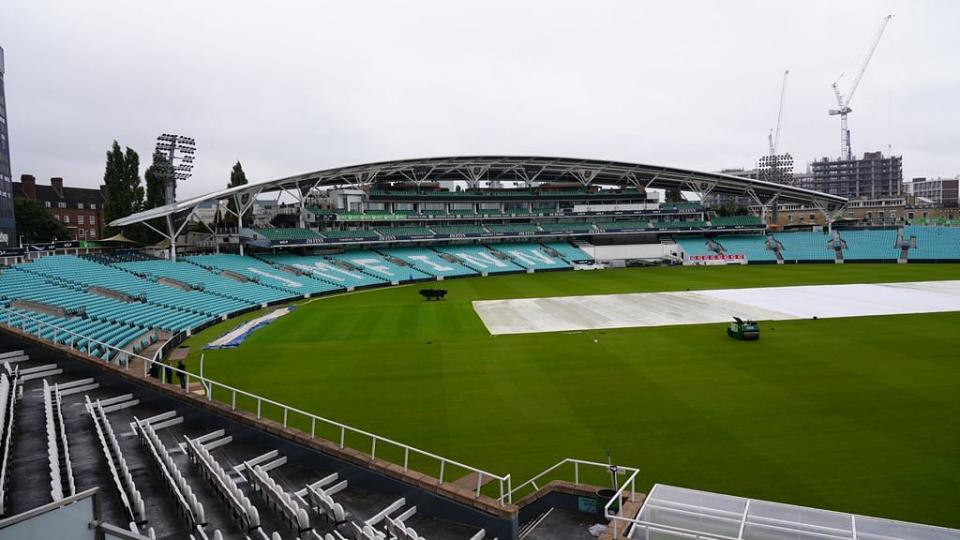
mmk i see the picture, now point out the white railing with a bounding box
[0,307,513,505]
[506,458,640,537]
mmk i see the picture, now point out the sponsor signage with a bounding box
[686,254,747,266]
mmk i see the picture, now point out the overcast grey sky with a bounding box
[1,0,957,198]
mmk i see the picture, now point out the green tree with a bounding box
[665,187,684,203]
[14,198,71,243]
[102,141,145,235]
[144,150,171,210]
[223,161,251,225]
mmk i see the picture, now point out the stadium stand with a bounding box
[429,224,488,235]
[904,226,960,260]
[839,230,900,261]
[111,256,285,308]
[435,245,525,273]
[538,222,595,233]
[491,243,570,270]
[185,254,341,296]
[320,229,381,240]
[325,251,433,282]
[596,221,651,232]
[484,223,540,234]
[675,237,719,257]
[777,231,836,262]
[541,241,593,263]
[374,226,434,238]
[253,228,322,241]
[715,236,779,262]
[379,248,478,277]
[262,253,387,288]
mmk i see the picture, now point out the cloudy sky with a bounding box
[1,0,957,198]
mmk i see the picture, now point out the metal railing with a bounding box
[507,458,640,536]
[0,307,513,505]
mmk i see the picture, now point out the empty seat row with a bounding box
[378,248,477,278]
[185,433,263,533]
[185,255,340,297]
[134,416,207,529]
[43,381,75,502]
[0,370,20,516]
[490,243,570,270]
[244,458,311,534]
[86,396,146,523]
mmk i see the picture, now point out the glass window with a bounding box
[63,215,70,223]
[77,203,84,209]
[58,202,66,208]
[44,201,51,207]
[89,203,97,210]
[89,229,96,238]
[78,215,85,225]
[90,215,96,224]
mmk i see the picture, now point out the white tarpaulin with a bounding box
[472,280,960,335]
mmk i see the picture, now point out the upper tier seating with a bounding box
[379,248,477,277]
[254,228,322,241]
[485,223,540,234]
[320,229,381,240]
[490,243,570,270]
[115,259,292,307]
[185,255,340,296]
[435,245,525,273]
[656,220,708,229]
[710,216,763,227]
[375,226,435,238]
[904,226,960,260]
[325,252,433,282]
[840,230,900,261]
[262,254,387,288]
[541,242,593,263]
[538,222,594,233]
[597,221,651,232]
[429,225,488,235]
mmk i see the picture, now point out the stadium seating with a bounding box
[485,223,540,234]
[113,258,285,308]
[904,226,960,260]
[325,251,433,282]
[777,231,836,262]
[839,230,900,261]
[538,222,594,233]
[185,254,340,296]
[430,224,488,235]
[0,308,150,361]
[263,253,387,288]
[596,221,651,232]
[541,241,593,263]
[675,237,717,257]
[253,228,322,241]
[715,236,778,262]
[490,243,570,270]
[379,247,478,277]
[320,229,381,240]
[435,245,525,273]
[22,255,248,318]
[374,226,434,238]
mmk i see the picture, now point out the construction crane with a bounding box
[829,14,893,161]
[768,69,789,156]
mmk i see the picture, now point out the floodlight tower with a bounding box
[154,134,196,204]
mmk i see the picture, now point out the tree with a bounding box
[664,187,684,203]
[102,141,144,235]
[223,161,251,225]
[144,150,172,210]
[14,198,71,243]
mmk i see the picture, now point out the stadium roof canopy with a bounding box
[630,484,960,540]
[110,155,847,228]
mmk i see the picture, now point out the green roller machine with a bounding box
[727,317,760,341]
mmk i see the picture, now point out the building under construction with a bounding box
[803,151,903,200]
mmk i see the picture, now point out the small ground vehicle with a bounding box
[727,317,760,341]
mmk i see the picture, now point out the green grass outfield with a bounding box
[183,264,960,527]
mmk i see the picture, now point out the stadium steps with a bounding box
[0,332,515,539]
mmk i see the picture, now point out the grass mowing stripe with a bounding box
[182,264,960,526]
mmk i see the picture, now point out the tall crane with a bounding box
[829,14,893,161]
[768,69,789,156]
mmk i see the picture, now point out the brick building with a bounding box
[13,175,105,241]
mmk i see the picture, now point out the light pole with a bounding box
[155,133,196,205]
